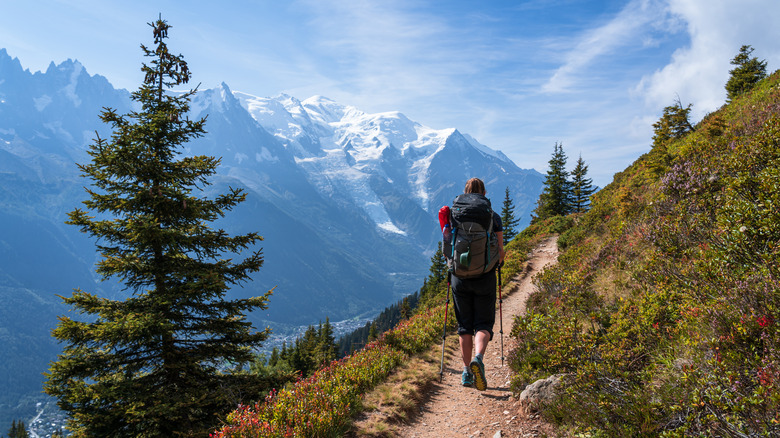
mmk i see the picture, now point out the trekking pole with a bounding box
[498,264,504,366]
[440,271,451,382]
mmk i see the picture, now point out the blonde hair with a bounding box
[464,178,486,195]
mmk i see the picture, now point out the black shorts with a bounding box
[451,270,496,340]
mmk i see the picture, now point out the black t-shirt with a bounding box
[491,211,503,233]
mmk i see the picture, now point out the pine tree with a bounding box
[367,322,378,342]
[419,242,447,307]
[400,296,411,320]
[500,187,519,244]
[532,142,571,222]
[280,342,290,361]
[570,155,596,213]
[649,98,694,174]
[725,45,767,102]
[418,277,430,301]
[315,318,337,367]
[7,420,29,438]
[429,242,447,285]
[652,98,694,148]
[268,346,280,367]
[293,326,319,375]
[279,320,340,375]
[44,18,272,438]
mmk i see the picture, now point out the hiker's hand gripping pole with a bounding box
[498,263,504,366]
[440,271,451,382]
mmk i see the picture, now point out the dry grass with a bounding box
[347,333,459,437]
[591,266,632,303]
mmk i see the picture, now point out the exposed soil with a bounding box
[393,237,560,438]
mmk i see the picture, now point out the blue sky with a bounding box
[2,0,779,187]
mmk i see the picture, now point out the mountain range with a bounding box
[0,48,544,423]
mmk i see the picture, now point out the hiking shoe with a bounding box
[461,369,474,387]
[469,356,487,391]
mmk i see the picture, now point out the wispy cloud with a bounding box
[542,0,672,93]
[293,0,499,113]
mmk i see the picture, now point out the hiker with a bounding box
[445,177,504,390]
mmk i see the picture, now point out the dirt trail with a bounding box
[395,237,560,438]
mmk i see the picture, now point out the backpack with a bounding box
[443,193,500,279]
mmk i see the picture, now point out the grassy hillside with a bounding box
[509,71,780,436]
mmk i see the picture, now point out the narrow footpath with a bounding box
[395,236,560,438]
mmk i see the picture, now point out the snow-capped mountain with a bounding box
[230,91,541,239]
[0,48,543,424]
[235,92,442,234]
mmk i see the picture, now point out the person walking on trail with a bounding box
[443,177,505,391]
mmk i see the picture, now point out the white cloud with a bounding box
[636,0,780,120]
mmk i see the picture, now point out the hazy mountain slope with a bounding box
[0,48,544,427]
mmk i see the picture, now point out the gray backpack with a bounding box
[443,193,500,278]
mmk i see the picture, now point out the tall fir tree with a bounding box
[500,187,519,244]
[400,296,411,320]
[44,18,273,438]
[725,45,767,102]
[367,322,378,342]
[315,318,337,367]
[6,420,29,438]
[419,242,447,307]
[570,154,596,213]
[532,142,571,223]
[268,347,280,367]
[429,241,447,285]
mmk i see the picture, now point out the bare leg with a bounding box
[461,330,491,367]
[459,334,473,367]
[475,330,490,357]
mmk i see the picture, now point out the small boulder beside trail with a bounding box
[519,374,564,411]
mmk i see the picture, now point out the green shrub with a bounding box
[548,215,575,234]
[508,307,589,391]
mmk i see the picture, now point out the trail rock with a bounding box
[519,374,564,407]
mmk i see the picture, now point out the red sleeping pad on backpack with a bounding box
[438,205,451,232]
